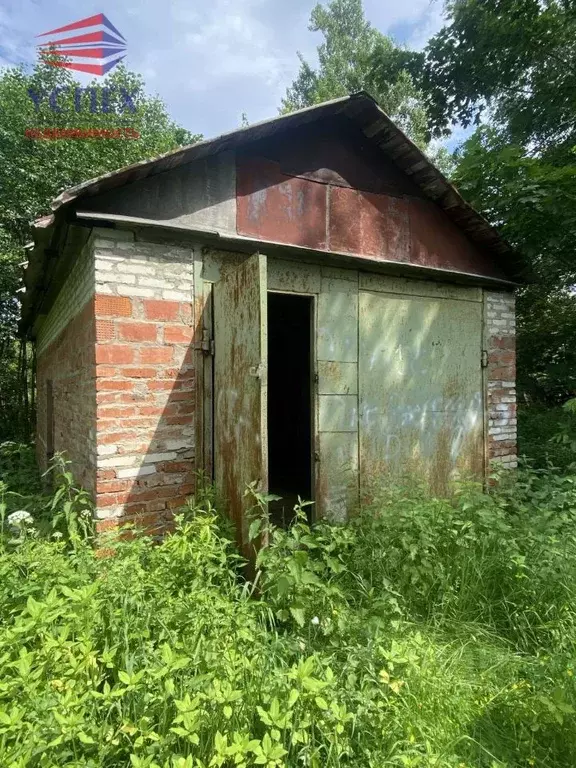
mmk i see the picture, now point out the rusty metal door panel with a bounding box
[317,278,358,363]
[318,432,358,522]
[318,361,358,395]
[213,252,267,551]
[359,290,484,495]
[358,272,482,303]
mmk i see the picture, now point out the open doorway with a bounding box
[267,292,314,527]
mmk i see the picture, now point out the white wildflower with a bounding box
[311,616,320,626]
[7,510,33,527]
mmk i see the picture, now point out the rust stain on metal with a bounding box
[237,156,327,250]
[234,126,513,283]
[235,134,509,282]
[213,252,267,554]
[409,198,506,280]
[329,187,411,262]
[317,360,358,395]
[249,125,421,198]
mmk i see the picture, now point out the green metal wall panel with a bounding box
[318,395,358,433]
[317,278,358,363]
[317,432,358,522]
[359,290,484,494]
[318,361,358,395]
[316,273,359,519]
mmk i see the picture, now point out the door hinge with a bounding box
[481,349,489,368]
[198,330,214,356]
[248,362,266,379]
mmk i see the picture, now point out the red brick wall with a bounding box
[92,231,196,533]
[484,291,517,468]
[36,299,97,491]
[35,229,197,535]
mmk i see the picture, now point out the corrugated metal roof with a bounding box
[20,92,526,333]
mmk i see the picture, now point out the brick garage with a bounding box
[22,93,527,543]
[35,229,197,532]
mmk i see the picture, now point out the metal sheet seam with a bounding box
[360,288,482,304]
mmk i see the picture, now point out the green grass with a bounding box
[1,448,576,766]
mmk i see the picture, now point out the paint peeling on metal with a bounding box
[329,186,411,262]
[213,252,267,553]
[235,132,508,282]
[267,259,322,294]
[358,272,482,303]
[410,198,504,279]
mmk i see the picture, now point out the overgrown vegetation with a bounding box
[1,445,576,766]
[0,57,201,442]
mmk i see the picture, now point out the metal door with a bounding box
[359,290,484,494]
[213,252,268,551]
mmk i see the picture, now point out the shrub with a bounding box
[1,461,576,766]
[518,403,576,471]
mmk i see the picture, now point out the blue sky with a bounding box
[0,0,467,146]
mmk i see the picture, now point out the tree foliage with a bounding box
[0,55,200,439]
[281,0,428,146]
[422,1,576,405]
[423,0,576,151]
[452,128,576,402]
[0,57,199,245]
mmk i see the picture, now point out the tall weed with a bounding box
[0,461,576,766]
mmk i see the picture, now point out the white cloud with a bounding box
[183,2,284,85]
[0,0,450,137]
[405,3,445,50]
[364,0,445,45]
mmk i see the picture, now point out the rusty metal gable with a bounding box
[237,117,424,199]
[236,122,507,281]
[21,92,528,334]
[44,92,521,274]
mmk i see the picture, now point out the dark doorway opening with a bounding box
[267,292,313,527]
